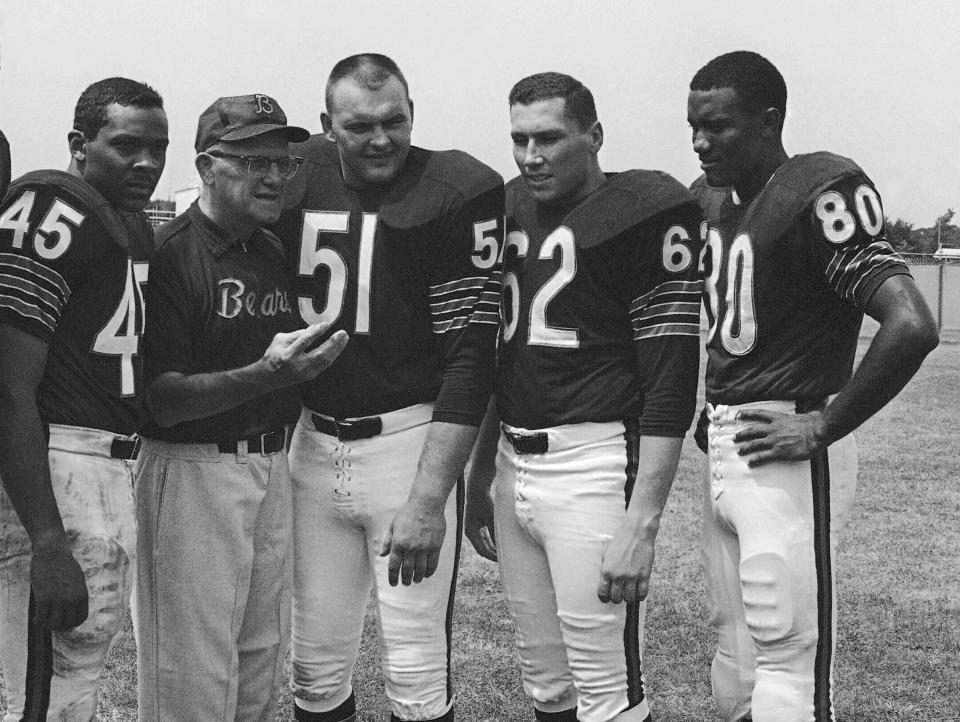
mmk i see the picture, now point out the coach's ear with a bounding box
[195,152,216,185]
[68,130,87,163]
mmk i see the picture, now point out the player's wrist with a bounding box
[29,527,71,555]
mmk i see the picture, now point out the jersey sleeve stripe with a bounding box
[825,242,907,305]
[633,320,702,340]
[630,278,702,341]
[631,279,703,310]
[0,292,58,331]
[429,276,488,296]
[429,272,502,333]
[0,253,70,333]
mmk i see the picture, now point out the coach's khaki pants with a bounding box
[134,438,292,722]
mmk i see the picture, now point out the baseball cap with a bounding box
[194,94,310,152]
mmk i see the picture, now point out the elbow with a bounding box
[910,314,940,358]
[896,313,939,361]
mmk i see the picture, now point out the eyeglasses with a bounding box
[206,151,303,180]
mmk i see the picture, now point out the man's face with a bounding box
[205,133,289,228]
[687,86,766,190]
[510,97,599,207]
[78,103,168,211]
[323,75,413,188]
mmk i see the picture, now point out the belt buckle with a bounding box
[131,436,142,460]
[258,430,280,455]
[336,420,353,440]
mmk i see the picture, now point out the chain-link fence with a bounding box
[904,253,960,336]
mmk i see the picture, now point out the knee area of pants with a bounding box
[739,552,796,644]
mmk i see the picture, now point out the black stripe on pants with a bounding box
[621,418,645,711]
[810,448,835,722]
[21,592,53,722]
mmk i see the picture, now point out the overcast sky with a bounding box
[1,0,957,226]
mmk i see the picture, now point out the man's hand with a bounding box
[597,520,657,604]
[380,499,447,586]
[464,485,497,562]
[734,409,827,467]
[263,323,349,385]
[30,538,88,630]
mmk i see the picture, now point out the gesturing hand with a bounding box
[734,409,827,467]
[263,323,349,385]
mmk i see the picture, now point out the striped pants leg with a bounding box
[494,420,650,722]
[703,401,857,722]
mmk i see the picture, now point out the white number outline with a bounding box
[854,184,883,236]
[92,258,143,397]
[0,190,36,249]
[500,225,580,349]
[472,218,500,270]
[500,230,528,344]
[702,227,756,355]
[662,224,695,273]
[34,198,85,260]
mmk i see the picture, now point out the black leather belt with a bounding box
[110,437,142,460]
[217,428,286,455]
[312,414,383,441]
[504,430,548,455]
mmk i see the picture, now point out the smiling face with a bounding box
[510,97,603,207]
[202,132,289,230]
[73,102,168,211]
[322,74,413,188]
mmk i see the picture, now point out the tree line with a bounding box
[887,209,958,254]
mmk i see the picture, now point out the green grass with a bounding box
[3,340,958,721]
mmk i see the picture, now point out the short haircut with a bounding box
[325,53,410,111]
[690,51,787,120]
[73,77,164,140]
[508,72,597,131]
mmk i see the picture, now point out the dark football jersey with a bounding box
[276,139,504,423]
[691,152,911,406]
[0,170,153,434]
[497,171,703,434]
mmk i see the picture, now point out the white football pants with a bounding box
[289,404,461,722]
[0,424,137,722]
[703,400,857,722]
[494,420,651,722]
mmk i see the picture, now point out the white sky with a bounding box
[1,0,957,226]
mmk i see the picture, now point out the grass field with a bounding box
[3,340,958,721]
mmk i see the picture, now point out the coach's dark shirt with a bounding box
[140,201,301,443]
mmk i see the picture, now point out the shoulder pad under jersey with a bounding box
[741,152,869,241]
[7,169,133,248]
[567,170,695,249]
[689,174,728,221]
[376,147,503,229]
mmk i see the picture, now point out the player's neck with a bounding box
[734,146,789,205]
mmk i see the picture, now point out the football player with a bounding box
[0,77,167,721]
[275,54,504,722]
[465,71,702,722]
[687,51,939,722]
